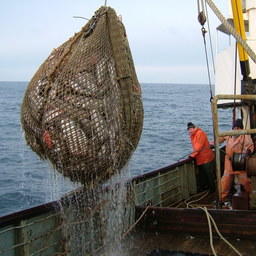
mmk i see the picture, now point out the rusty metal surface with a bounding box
[123,231,256,256]
[135,206,256,238]
[0,210,64,256]
[0,201,60,228]
[131,159,193,182]
[246,156,256,176]
[133,161,197,207]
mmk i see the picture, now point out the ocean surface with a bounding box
[0,81,229,216]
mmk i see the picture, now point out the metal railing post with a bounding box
[211,98,222,203]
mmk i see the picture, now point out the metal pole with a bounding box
[215,94,256,100]
[211,98,222,205]
[219,128,256,137]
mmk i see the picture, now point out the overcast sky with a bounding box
[1,1,228,84]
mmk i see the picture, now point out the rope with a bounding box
[182,183,243,255]
[177,153,191,162]
[93,205,150,254]
[204,1,215,74]
[93,204,150,254]
[201,0,205,14]
[185,191,209,208]
[203,206,217,256]
[171,189,243,255]
[47,9,105,83]
[122,205,150,239]
[199,207,243,256]
[177,143,214,162]
[197,0,213,100]
[205,0,256,64]
[202,29,214,100]
[73,16,89,20]
[197,0,206,25]
[174,190,208,208]
[183,193,243,256]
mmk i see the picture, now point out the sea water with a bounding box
[0,81,230,217]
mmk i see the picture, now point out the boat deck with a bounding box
[121,231,256,256]
[168,191,218,209]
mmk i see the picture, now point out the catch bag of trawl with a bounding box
[21,6,143,185]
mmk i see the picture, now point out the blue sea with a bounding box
[0,81,228,216]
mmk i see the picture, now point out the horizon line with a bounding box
[0,81,209,86]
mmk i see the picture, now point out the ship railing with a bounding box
[0,203,64,256]
[131,159,197,207]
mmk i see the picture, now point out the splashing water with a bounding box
[58,165,135,256]
[101,167,132,255]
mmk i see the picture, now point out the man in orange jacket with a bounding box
[219,119,253,203]
[187,122,215,193]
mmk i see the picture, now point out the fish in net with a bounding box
[21,6,143,185]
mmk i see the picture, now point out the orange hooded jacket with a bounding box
[189,128,214,165]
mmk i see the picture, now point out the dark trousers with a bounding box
[197,160,216,193]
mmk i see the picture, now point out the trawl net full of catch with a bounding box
[21,7,143,185]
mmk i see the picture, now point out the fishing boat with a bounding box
[1,0,256,255]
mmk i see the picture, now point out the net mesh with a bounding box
[21,6,143,185]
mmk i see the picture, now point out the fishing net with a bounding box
[21,6,143,185]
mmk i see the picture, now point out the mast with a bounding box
[246,0,256,79]
[228,0,256,134]
[230,0,250,80]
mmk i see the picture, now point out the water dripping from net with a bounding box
[58,163,135,256]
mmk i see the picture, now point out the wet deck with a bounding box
[121,231,256,256]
